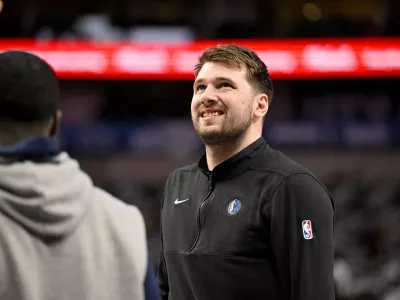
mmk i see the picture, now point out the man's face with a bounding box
[191,62,256,145]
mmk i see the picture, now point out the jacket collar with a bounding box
[198,137,266,180]
[0,137,61,160]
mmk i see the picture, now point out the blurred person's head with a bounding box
[191,44,273,146]
[0,51,62,147]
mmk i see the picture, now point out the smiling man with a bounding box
[157,44,335,300]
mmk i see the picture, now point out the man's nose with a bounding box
[201,87,218,106]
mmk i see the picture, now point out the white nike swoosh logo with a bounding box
[174,198,190,204]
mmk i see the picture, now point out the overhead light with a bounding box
[302,2,322,22]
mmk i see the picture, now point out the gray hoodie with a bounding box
[0,152,148,300]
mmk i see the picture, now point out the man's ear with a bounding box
[48,110,62,137]
[254,94,269,120]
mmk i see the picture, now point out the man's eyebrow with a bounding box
[214,76,234,82]
[193,78,205,86]
[194,77,234,86]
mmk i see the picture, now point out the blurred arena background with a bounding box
[1,0,400,299]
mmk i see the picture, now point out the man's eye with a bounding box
[220,82,232,88]
[197,85,206,91]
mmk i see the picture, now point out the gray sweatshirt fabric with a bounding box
[0,153,147,300]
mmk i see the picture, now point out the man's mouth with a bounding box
[201,111,224,118]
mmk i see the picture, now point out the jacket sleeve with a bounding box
[144,254,162,300]
[157,249,169,300]
[265,173,335,300]
[157,183,169,300]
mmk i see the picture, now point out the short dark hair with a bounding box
[194,44,274,104]
[0,50,59,123]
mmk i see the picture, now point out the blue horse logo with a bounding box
[227,199,242,215]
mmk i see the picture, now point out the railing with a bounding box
[59,120,400,151]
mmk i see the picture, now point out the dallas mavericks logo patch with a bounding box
[302,220,313,240]
[227,199,241,215]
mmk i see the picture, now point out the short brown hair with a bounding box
[194,44,274,104]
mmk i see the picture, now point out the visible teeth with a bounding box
[202,111,221,117]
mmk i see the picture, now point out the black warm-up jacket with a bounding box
[158,137,335,300]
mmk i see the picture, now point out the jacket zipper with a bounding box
[188,171,213,253]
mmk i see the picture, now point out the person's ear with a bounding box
[48,110,62,137]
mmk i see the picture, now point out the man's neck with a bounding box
[205,134,261,171]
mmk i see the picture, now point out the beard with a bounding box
[192,107,253,146]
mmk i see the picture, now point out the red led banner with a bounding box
[1,38,400,80]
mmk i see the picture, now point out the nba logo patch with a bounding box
[302,220,313,240]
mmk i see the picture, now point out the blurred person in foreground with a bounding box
[0,50,160,300]
[158,44,335,300]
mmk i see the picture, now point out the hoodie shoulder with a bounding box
[93,187,148,283]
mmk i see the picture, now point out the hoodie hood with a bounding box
[0,137,93,240]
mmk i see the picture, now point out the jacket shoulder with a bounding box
[165,163,199,182]
[173,163,198,173]
[255,146,315,178]
[257,146,333,205]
